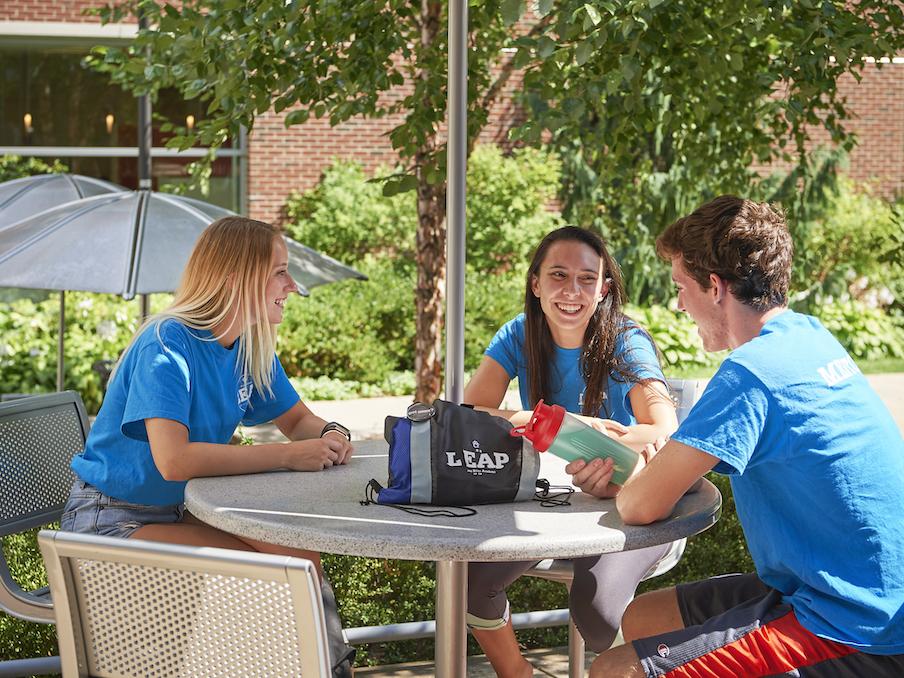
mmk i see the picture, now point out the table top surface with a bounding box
[185,439,722,562]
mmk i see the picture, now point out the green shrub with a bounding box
[284,145,562,275]
[285,162,415,267]
[625,304,724,374]
[0,528,59,666]
[812,301,904,361]
[0,155,68,183]
[279,262,415,383]
[0,294,146,413]
[290,372,416,401]
[789,178,903,309]
[464,272,525,371]
[465,146,562,272]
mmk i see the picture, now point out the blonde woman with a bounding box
[61,216,356,674]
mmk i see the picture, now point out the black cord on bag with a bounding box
[533,478,574,507]
[360,479,477,518]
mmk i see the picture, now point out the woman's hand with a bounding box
[578,416,630,438]
[283,436,354,471]
[639,436,669,464]
[321,430,354,465]
[565,457,620,498]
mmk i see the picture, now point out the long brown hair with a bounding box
[524,226,652,417]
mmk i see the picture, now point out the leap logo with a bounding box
[445,439,510,476]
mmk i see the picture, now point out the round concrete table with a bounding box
[185,439,722,677]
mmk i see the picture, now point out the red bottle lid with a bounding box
[509,399,564,452]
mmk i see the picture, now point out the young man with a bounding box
[576,196,904,677]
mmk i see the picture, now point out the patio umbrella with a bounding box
[0,173,127,229]
[0,189,367,391]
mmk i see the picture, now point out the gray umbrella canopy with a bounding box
[0,189,366,392]
[0,173,127,229]
[0,190,366,297]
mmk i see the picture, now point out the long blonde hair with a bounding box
[117,216,284,396]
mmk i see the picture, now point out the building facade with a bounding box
[2,1,901,226]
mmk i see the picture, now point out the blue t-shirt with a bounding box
[485,313,665,424]
[72,320,299,506]
[673,311,904,654]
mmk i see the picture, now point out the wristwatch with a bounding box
[320,421,351,441]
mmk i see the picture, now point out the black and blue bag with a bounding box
[365,400,558,515]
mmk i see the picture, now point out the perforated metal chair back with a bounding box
[668,378,702,425]
[0,390,88,623]
[38,530,333,678]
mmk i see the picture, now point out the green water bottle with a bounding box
[511,400,640,486]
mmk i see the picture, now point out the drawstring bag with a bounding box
[363,400,572,516]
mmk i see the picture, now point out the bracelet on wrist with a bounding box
[320,421,351,441]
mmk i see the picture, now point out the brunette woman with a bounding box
[464,226,678,677]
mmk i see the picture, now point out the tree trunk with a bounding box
[414,174,447,403]
[413,0,446,403]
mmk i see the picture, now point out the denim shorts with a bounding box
[60,480,184,539]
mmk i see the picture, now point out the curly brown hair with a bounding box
[656,195,793,311]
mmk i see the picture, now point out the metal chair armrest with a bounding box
[526,558,577,584]
[0,550,54,623]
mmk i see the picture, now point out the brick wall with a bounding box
[752,63,904,198]
[0,1,105,23]
[248,60,528,225]
[845,64,904,196]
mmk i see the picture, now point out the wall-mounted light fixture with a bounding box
[185,114,195,132]
[23,112,33,135]
[105,114,115,134]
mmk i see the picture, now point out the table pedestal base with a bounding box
[435,560,468,677]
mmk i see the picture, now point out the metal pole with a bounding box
[56,290,64,392]
[437,3,468,677]
[137,10,152,191]
[444,0,467,406]
[435,560,468,678]
[238,125,249,216]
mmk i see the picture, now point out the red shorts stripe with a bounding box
[665,610,858,677]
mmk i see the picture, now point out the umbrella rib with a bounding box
[62,173,82,199]
[156,192,230,222]
[0,173,50,210]
[123,190,149,300]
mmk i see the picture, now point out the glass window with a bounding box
[0,44,242,212]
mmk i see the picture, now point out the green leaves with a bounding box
[284,108,310,126]
[381,174,419,197]
[582,4,603,27]
[501,0,526,26]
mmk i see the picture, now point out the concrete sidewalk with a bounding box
[246,373,904,443]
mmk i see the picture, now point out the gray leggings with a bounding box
[467,542,671,652]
